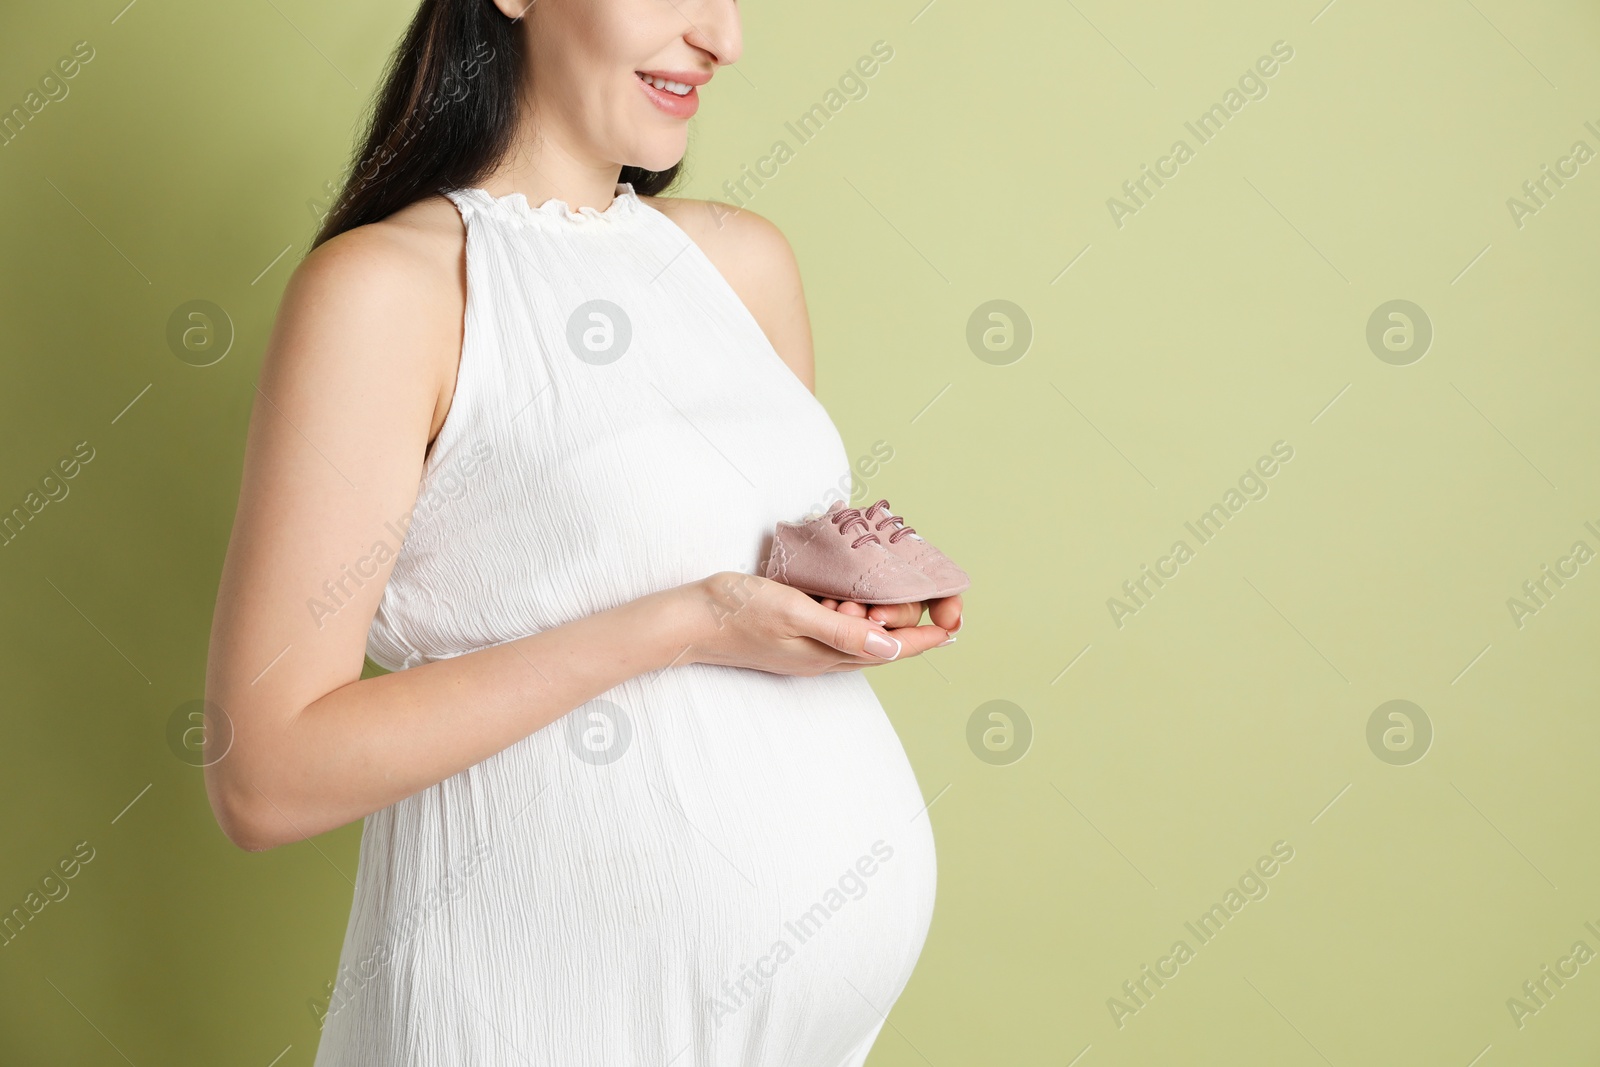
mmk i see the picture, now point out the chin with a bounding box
[626,134,688,176]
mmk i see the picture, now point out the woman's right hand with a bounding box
[677,572,952,676]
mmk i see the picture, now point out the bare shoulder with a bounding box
[285,195,467,446]
[298,194,464,308]
[641,195,816,392]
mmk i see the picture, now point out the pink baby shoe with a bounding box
[858,498,970,596]
[764,501,967,604]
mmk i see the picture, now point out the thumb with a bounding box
[796,604,903,660]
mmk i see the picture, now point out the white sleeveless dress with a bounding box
[311,182,938,1066]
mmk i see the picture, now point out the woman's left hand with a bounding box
[817,594,963,639]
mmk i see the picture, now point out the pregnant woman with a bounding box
[203,1,962,1063]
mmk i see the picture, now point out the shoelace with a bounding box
[863,499,916,544]
[830,506,882,549]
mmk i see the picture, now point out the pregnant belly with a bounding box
[323,666,937,1065]
[637,666,940,1001]
[552,666,939,1031]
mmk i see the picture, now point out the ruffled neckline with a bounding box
[454,182,641,225]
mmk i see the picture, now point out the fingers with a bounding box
[791,599,909,660]
[865,601,924,628]
[817,598,871,620]
[788,590,955,666]
[822,622,951,670]
[925,594,962,633]
[815,598,926,629]
[877,621,951,658]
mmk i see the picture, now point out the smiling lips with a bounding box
[634,69,709,119]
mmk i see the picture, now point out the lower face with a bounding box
[526,0,730,175]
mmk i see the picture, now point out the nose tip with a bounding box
[690,1,743,67]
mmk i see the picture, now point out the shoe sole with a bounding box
[783,579,970,605]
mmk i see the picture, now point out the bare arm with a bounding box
[204,204,951,853]
[203,215,690,851]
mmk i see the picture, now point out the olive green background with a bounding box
[3,0,1599,1063]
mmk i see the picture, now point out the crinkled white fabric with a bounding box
[312,184,937,1067]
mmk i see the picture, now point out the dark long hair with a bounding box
[311,0,682,251]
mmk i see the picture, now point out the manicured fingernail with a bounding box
[864,631,901,659]
[937,635,958,647]
[949,613,964,635]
